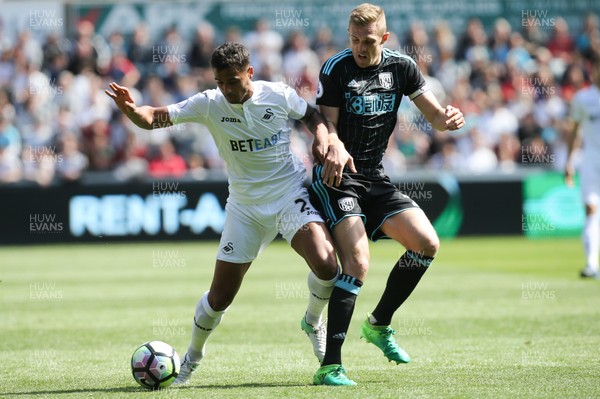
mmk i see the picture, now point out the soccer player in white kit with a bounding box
[566,60,600,279]
[106,42,354,383]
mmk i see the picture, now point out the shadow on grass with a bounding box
[2,382,308,396]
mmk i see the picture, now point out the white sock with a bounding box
[583,212,600,272]
[305,270,338,326]
[369,314,378,325]
[187,291,226,362]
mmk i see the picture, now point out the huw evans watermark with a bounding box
[274,9,309,28]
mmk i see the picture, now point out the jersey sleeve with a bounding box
[570,93,586,123]
[403,58,429,101]
[167,91,210,124]
[283,84,308,120]
[316,65,343,108]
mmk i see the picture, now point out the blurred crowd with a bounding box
[0,12,598,186]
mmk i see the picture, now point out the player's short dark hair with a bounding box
[210,42,250,72]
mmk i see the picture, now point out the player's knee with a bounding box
[422,235,440,257]
[309,248,338,280]
[343,253,369,279]
[409,234,439,258]
[208,291,234,311]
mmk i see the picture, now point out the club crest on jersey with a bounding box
[379,72,393,89]
[338,197,354,212]
[262,108,274,122]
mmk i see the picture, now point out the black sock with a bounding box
[322,274,363,366]
[371,250,433,326]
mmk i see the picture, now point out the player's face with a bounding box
[214,66,254,104]
[348,22,389,68]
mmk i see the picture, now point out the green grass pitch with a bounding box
[1,237,599,398]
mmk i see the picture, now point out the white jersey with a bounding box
[168,81,308,204]
[571,85,600,164]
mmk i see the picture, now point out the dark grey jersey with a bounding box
[317,48,428,178]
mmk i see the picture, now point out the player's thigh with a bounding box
[208,259,252,311]
[331,216,370,281]
[308,164,365,228]
[290,221,338,280]
[380,208,439,257]
[218,200,275,264]
[278,187,338,279]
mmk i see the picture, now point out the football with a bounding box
[131,341,181,390]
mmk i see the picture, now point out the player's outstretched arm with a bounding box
[105,82,172,130]
[413,91,465,132]
[311,105,356,187]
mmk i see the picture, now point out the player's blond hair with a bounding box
[349,3,387,35]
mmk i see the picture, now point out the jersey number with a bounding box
[295,198,310,212]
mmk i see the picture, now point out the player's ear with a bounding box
[247,65,254,79]
[381,32,390,44]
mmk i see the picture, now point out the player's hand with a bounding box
[565,164,575,187]
[322,136,356,187]
[312,137,328,164]
[105,82,136,115]
[444,105,465,131]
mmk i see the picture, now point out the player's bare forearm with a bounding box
[105,82,172,130]
[119,105,172,130]
[312,104,356,185]
[303,105,330,163]
[301,105,329,140]
[124,105,155,130]
[413,91,465,131]
[565,121,580,165]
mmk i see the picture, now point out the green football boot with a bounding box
[313,364,356,386]
[360,314,410,364]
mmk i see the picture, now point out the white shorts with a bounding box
[580,162,600,206]
[217,186,324,263]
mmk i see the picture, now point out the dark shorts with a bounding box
[308,164,420,241]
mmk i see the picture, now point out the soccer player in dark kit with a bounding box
[309,3,465,385]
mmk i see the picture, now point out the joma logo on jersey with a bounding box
[262,108,274,122]
[221,116,241,123]
[344,93,396,115]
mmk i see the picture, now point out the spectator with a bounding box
[0,134,22,183]
[68,20,100,75]
[56,132,88,182]
[127,24,153,78]
[21,144,55,187]
[82,119,114,171]
[466,128,498,173]
[489,18,512,63]
[477,84,519,146]
[428,137,466,172]
[0,109,21,158]
[148,139,186,179]
[113,131,148,182]
[547,17,575,63]
[243,19,284,78]
[496,133,520,172]
[576,13,600,61]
